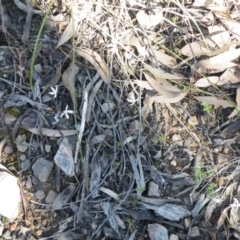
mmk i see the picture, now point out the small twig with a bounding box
[74,73,99,163]
[22,0,33,41]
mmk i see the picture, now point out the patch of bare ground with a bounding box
[1,0,240,240]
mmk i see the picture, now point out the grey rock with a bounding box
[52,185,76,211]
[19,154,26,161]
[35,190,46,200]
[25,178,32,189]
[31,176,39,185]
[3,230,11,240]
[148,224,168,240]
[45,190,57,204]
[32,158,54,182]
[4,145,13,154]
[21,159,30,171]
[54,138,74,177]
[148,181,160,197]
[170,234,179,240]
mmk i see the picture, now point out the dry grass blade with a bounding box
[76,48,110,84]
[136,10,163,29]
[24,127,77,137]
[194,96,234,108]
[62,63,79,108]
[129,155,145,197]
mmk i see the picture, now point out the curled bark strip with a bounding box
[13,0,42,15]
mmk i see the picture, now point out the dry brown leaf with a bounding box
[151,49,177,67]
[217,207,229,230]
[118,29,134,45]
[220,68,240,84]
[208,25,231,47]
[194,77,220,87]
[62,63,79,107]
[198,48,240,70]
[144,73,181,93]
[141,91,154,119]
[56,17,79,48]
[76,48,110,84]
[193,0,215,7]
[223,20,240,40]
[228,88,240,118]
[180,40,216,57]
[136,10,163,29]
[211,8,231,20]
[194,96,233,108]
[199,63,237,74]
[129,35,146,56]
[151,92,188,104]
[24,127,76,137]
[133,80,153,90]
[144,64,183,80]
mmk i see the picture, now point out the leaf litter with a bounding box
[2,0,240,239]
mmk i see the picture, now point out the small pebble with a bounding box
[184,218,190,228]
[4,145,13,154]
[188,116,198,126]
[3,230,11,239]
[10,223,18,231]
[25,178,32,189]
[2,113,17,126]
[170,234,179,240]
[21,159,30,171]
[45,190,57,204]
[35,190,46,200]
[31,176,39,185]
[148,181,160,197]
[45,145,51,153]
[41,219,48,226]
[16,135,28,152]
[36,229,43,236]
[20,154,26,161]
[171,160,177,166]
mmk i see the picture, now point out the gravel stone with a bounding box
[2,230,11,239]
[35,190,46,200]
[20,159,30,171]
[31,176,39,185]
[36,229,43,236]
[54,138,74,177]
[25,178,32,189]
[45,190,57,204]
[32,158,53,182]
[148,181,160,197]
[19,154,26,161]
[4,145,13,154]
